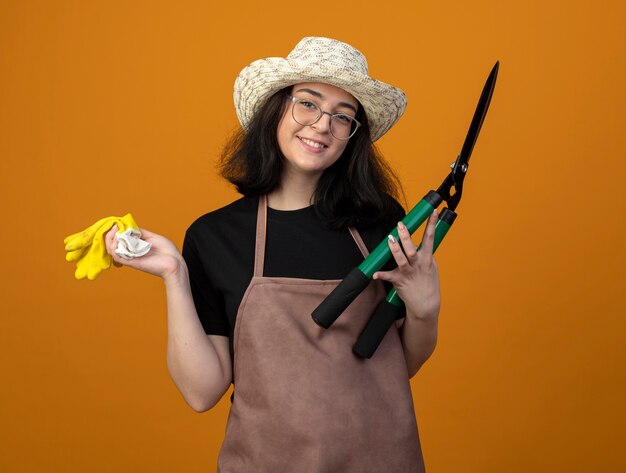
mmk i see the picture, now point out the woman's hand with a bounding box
[105,226,186,280]
[372,211,441,322]
[373,211,441,375]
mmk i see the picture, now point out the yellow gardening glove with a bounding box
[64,216,117,262]
[64,213,141,280]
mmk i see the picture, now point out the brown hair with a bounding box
[219,87,403,229]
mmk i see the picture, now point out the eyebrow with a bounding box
[294,88,358,115]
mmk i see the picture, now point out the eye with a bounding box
[297,100,317,110]
[333,113,354,125]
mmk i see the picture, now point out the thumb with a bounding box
[137,228,157,239]
[372,270,397,284]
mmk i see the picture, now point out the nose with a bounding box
[312,112,332,134]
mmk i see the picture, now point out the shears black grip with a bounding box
[312,267,370,328]
[353,300,404,358]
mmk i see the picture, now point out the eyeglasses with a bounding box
[287,95,361,140]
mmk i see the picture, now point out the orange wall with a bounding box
[1,1,624,471]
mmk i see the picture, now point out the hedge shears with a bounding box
[312,61,500,358]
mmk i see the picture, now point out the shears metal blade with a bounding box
[438,61,499,211]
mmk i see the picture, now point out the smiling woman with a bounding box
[104,36,439,472]
[219,82,401,229]
[276,83,358,181]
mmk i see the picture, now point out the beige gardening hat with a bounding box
[233,37,407,142]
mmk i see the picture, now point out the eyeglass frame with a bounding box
[286,94,361,141]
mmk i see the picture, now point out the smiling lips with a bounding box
[298,136,328,150]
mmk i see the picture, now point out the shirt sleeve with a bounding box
[182,228,230,336]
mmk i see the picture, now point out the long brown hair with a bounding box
[219,87,403,229]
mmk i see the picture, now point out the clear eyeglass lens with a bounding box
[292,99,357,140]
[293,100,320,125]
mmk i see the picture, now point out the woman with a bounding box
[106,37,440,472]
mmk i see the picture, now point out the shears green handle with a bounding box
[352,208,456,358]
[311,190,442,329]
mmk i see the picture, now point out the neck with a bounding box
[267,169,320,210]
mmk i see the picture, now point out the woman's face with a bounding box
[277,82,359,180]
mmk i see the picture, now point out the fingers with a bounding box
[372,224,412,283]
[419,209,438,256]
[105,225,126,267]
[105,225,155,268]
[136,227,156,241]
[372,269,395,283]
[397,221,417,261]
[387,233,409,269]
[104,225,118,255]
[375,211,439,282]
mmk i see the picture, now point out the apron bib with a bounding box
[217,196,425,472]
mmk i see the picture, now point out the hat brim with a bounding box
[234,57,407,142]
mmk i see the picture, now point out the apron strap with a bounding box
[348,227,370,259]
[253,195,268,278]
[254,195,370,276]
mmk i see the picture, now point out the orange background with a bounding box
[1,1,625,471]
